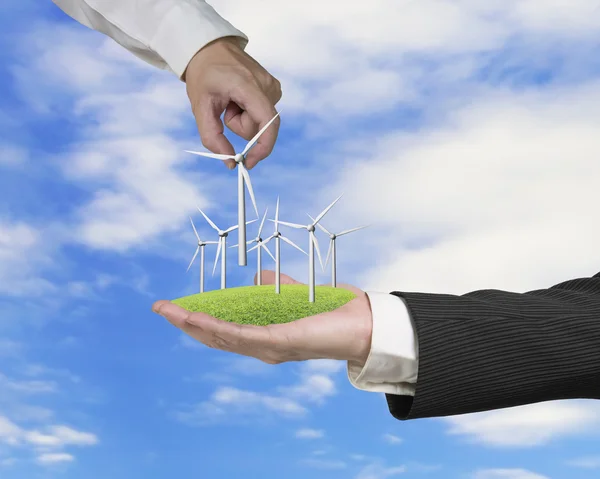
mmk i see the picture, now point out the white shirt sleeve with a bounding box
[347,292,419,396]
[52,0,249,79]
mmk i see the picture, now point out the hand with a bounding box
[184,36,282,170]
[152,271,373,365]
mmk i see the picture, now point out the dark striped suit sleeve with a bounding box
[385,271,600,420]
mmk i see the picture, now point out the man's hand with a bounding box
[152,271,373,365]
[184,36,282,170]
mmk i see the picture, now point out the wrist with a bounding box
[350,297,373,365]
[183,35,246,82]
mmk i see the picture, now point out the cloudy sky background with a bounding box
[1,0,600,477]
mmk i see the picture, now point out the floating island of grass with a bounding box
[171,284,356,326]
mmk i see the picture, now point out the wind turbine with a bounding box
[262,197,307,293]
[230,208,276,285]
[186,217,219,293]
[310,217,369,287]
[184,112,281,267]
[273,195,343,302]
[197,207,256,289]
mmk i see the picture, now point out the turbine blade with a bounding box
[213,239,222,276]
[337,225,370,236]
[261,243,276,262]
[311,231,324,271]
[227,218,258,233]
[241,112,281,156]
[257,208,268,237]
[229,244,238,248]
[190,217,201,241]
[262,233,276,244]
[325,238,333,267]
[205,241,219,244]
[186,247,200,272]
[308,214,331,235]
[197,207,220,232]
[239,164,259,217]
[275,196,280,231]
[271,220,305,229]
[280,235,307,255]
[248,243,260,252]
[314,194,343,225]
[184,150,235,161]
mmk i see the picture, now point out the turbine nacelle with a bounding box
[234,153,244,164]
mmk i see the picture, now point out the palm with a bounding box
[152,271,372,364]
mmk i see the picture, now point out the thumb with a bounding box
[255,270,302,285]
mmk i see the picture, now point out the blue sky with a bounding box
[1,1,600,478]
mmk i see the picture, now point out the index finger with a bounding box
[230,85,280,169]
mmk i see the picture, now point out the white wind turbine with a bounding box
[197,207,256,290]
[186,217,219,293]
[310,217,369,287]
[262,197,307,293]
[230,208,276,285]
[184,112,280,267]
[273,195,343,302]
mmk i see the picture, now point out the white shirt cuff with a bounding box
[150,1,248,79]
[348,292,418,396]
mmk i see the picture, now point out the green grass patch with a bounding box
[171,285,356,326]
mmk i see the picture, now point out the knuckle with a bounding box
[201,136,218,152]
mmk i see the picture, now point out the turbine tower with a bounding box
[186,217,218,293]
[310,217,369,287]
[184,112,280,267]
[263,197,307,293]
[274,195,343,302]
[197,207,256,289]
[230,208,276,285]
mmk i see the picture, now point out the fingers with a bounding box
[194,97,237,170]
[223,101,255,141]
[155,304,287,362]
[254,270,301,285]
[229,84,280,169]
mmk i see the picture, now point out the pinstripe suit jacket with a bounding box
[387,271,600,419]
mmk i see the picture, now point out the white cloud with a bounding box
[443,400,600,447]
[0,415,98,450]
[295,428,325,439]
[355,462,407,479]
[301,359,345,375]
[0,340,23,358]
[0,144,27,166]
[382,433,403,444]
[0,372,58,395]
[0,220,57,297]
[301,458,347,470]
[25,426,98,447]
[173,385,307,426]
[36,452,75,465]
[212,386,307,417]
[566,455,600,469]
[322,82,600,294]
[174,360,342,426]
[471,469,549,479]
[178,334,203,350]
[281,374,336,405]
